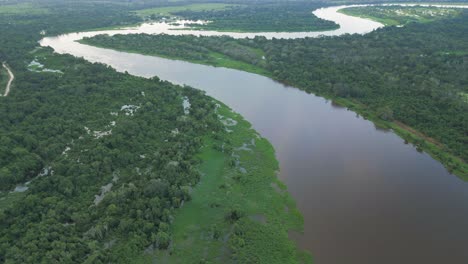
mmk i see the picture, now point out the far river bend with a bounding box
[40,4,468,264]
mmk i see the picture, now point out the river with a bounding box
[40,4,468,264]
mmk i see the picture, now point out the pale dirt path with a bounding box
[2,62,14,97]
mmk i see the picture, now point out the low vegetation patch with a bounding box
[0,3,49,15]
[460,92,468,103]
[135,103,309,263]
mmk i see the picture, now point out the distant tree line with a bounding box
[174,1,339,32]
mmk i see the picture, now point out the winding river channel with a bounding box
[40,4,468,264]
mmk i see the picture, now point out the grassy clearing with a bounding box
[0,3,49,15]
[339,6,461,26]
[438,50,468,56]
[135,3,239,18]
[26,48,67,72]
[205,50,270,76]
[460,92,468,103]
[135,103,310,263]
[155,47,270,76]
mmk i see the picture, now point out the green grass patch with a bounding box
[205,50,270,76]
[0,3,49,15]
[437,50,468,56]
[135,3,239,18]
[135,103,310,263]
[460,92,468,104]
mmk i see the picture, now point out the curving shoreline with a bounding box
[39,3,468,44]
[53,3,468,178]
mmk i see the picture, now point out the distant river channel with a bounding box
[40,4,468,264]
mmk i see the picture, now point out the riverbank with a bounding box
[78,38,271,77]
[337,5,462,26]
[338,7,403,26]
[327,96,467,179]
[134,102,310,263]
[78,36,467,179]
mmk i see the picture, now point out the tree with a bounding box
[156,231,170,249]
[377,106,394,121]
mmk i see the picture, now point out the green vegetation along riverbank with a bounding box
[338,5,462,26]
[82,12,468,179]
[0,48,307,263]
[134,103,310,264]
[79,34,270,77]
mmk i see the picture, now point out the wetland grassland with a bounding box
[135,103,310,264]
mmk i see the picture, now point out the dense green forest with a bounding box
[83,10,468,177]
[0,49,223,262]
[0,1,143,191]
[0,1,306,263]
